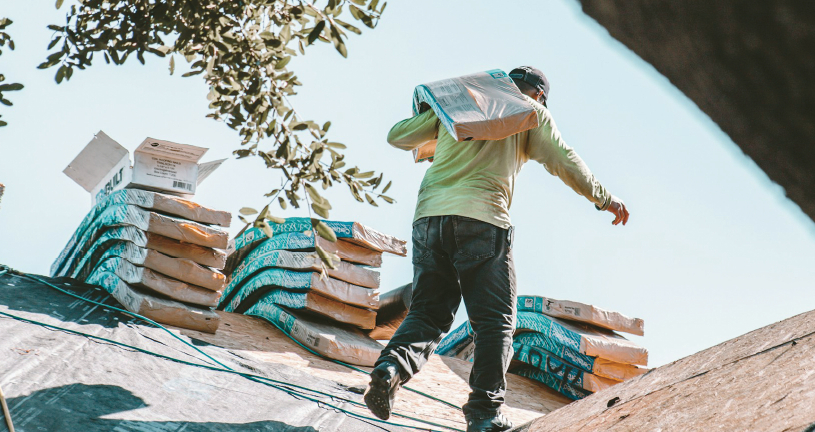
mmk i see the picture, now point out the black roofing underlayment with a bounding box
[0,269,411,432]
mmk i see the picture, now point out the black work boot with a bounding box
[363,359,402,420]
[466,412,514,432]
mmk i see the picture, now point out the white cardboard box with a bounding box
[411,69,539,163]
[64,131,225,205]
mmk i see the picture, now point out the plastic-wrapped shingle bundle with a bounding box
[437,295,648,401]
[222,219,408,364]
[51,189,231,333]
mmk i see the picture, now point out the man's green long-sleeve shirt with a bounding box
[387,95,612,229]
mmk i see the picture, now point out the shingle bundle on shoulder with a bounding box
[221,218,407,363]
[437,294,648,401]
[52,189,231,333]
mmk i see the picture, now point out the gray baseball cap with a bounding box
[509,66,550,105]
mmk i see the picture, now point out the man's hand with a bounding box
[606,195,629,226]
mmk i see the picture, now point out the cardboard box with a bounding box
[64,131,226,205]
[410,69,539,163]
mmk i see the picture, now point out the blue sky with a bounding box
[1,0,814,368]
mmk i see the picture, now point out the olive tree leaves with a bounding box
[41,0,394,218]
[0,18,24,127]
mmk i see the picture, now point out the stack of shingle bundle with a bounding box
[219,218,407,364]
[51,189,231,333]
[437,295,648,400]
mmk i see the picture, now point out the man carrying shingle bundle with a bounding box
[364,66,630,432]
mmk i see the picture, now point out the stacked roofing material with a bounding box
[50,189,231,333]
[437,295,648,401]
[219,218,408,365]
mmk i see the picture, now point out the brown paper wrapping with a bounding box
[146,232,227,269]
[143,249,225,292]
[305,292,377,330]
[151,192,231,227]
[347,222,408,256]
[146,211,229,249]
[367,283,412,340]
[319,237,382,267]
[108,276,220,333]
[593,358,649,381]
[139,267,222,307]
[307,273,380,310]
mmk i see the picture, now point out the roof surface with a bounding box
[0,268,570,431]
[0,270,411,432]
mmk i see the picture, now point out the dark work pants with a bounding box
[376,215,517,419]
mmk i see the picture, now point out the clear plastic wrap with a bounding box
[410,69,539,162]
[92,257,221,307]
[71,239,224,291]
[85,270,221,333]
[440,311,648,366]
[51,191,229,276]
[221,268,379,312]
[225,231,382,275]
[245,302,383,366]
[230,249,380,289]
[52,204,228,277]
[514,332,648,382]
[245,290,376,330]
[512,343,620,392]
[517,295,644,336]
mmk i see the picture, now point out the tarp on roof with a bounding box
[0,269,413,432]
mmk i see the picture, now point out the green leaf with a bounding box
[0,120,7,127]
[239,207,258,215]
[354,170,375,179]
[278,196,287,209]
[261,214,283,225]
[0,98,11,107]
[322,121,331,132]
[307,20,326,45]
[314,244,337,270]
[275,56,291,70]
[382,180,392,193]
[261,222,275,239]
[380,195,394,204]
[326,142,346,149]
[168,55,175,75]
[312,218,337,242]
[47,36,62,50]
[335,40,347,58]
[55,66,66,84]
[0,83,23,92]
[304,183,326,204]
[258,205,270,220]
[55,0,64,8]
[365,193,378,207]
[335,19,362,35]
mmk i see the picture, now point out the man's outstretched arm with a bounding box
[527,110,630,225]
[387,110,438,151]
